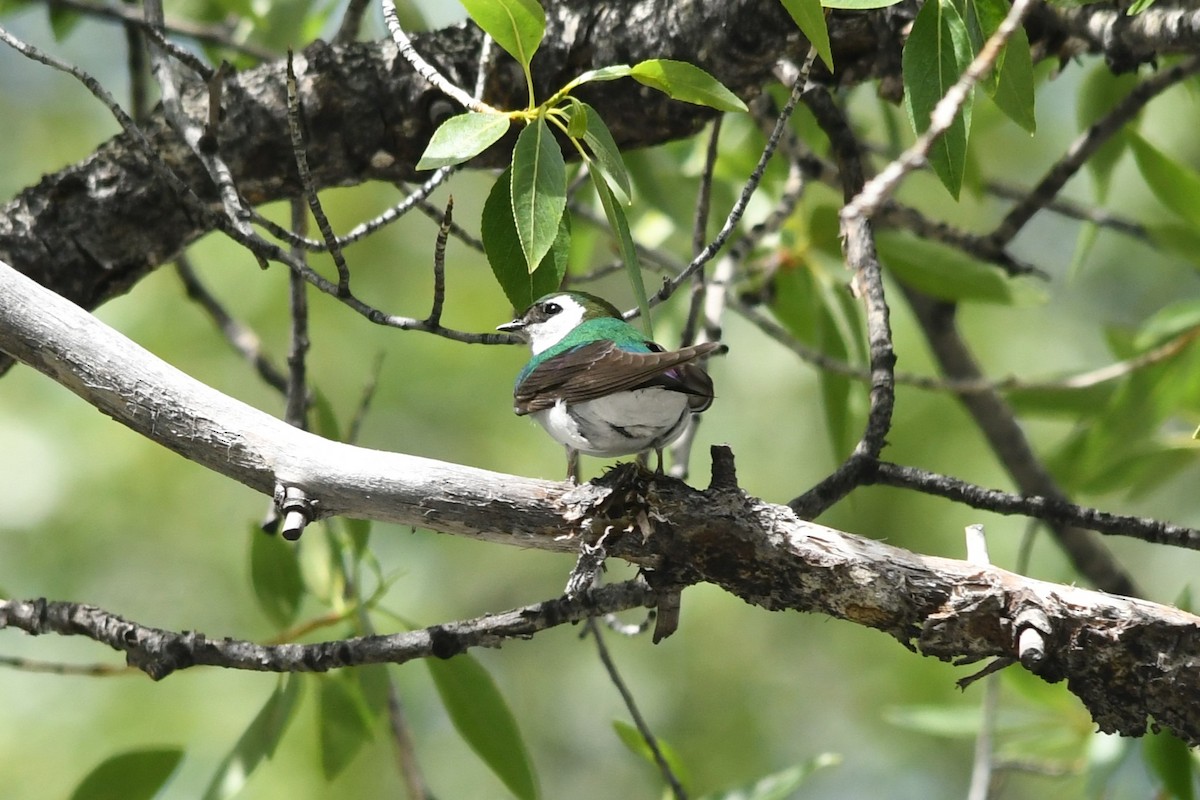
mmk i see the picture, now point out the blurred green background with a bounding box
[3,2,1200,798]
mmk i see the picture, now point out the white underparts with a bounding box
[531,387,691,456]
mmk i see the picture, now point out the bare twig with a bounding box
[646,67,807,312]
[0,584,655,680]
[34,0,273,65]
[380,0,495,113]
[286,49,351,296]
[901,288,1141,597]
[285,198,311,429]
[872,462,1200,550]
[586,619,687,800]
[791,86,895,517]
[175,257,290,393]
[987,54,1200,249]
[334,0,375,44]
[252,168,456,252]
[732,298,1199,396]
[427,198,453,328]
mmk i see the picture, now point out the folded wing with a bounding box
[514,341,722,415]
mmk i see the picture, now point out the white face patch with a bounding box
[526,294,587,354]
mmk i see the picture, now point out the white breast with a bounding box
[531,388,691,457]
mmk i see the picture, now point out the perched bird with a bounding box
[498,291,722,480]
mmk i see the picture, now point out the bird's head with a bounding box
[498,292,623,354]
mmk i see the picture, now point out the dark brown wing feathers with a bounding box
[514,341,721,415]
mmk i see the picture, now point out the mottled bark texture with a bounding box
[3,254,1200,743]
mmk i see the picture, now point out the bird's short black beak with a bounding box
[497,319,525,333]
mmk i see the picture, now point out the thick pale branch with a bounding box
[2,256,1199,743]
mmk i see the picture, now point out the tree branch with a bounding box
[3,255,1199,744]
[0,582,657,680]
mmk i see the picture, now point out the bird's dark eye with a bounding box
[540,302,561,316]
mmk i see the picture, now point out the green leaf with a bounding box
[482,166,568,309]
[1007,382,1117,418]
[630,59,748,113]
[589,169,653,336]
[902,0,973,198]
[427,654,539,800]
[1134,297,1200,350]
[1144,730,1195,800]
[417,112,510,170]
[318,673,376,780]
[563,98,588,138]
[249,524,305,628]
[1129,133,1200,228]
[821,0,902,7]
[569,102,632,204]
[876,231,1014,303]
[310,388,341,441]
[460,0,545,69]
[69,748,184,800]
[778,0,834,72]
[1148,222,1200,271]
[987,25,1036,133]
[202,675,302,800]
[768,263,860,459]
[48,3,83,40]
[565,64,634,90]
[1067,219,1099,280]
[701,754,842,800]
[884,704,987,738]
[1077,67,1138,201]
[966,0,1034,134]
[815,299,854,457]
[511,118,567,272]
[612,720,691,790]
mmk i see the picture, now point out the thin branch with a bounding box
[285,198,311,429]
[335,0,375,45]
[0,654,133,677]
[380,0,495,113]
[871,462,1200,550]
[145,0,257,247]
[646,69,806,312]
[680,117,722,347]
[0,583,656,680]
[286,49,351,296]
[791,85,895,517]
[347,353,386,446]
[987,54,1200,250]
[251,168,456,253]
[427,198,453,328]
[586,620,687,799]
[731,298,1199,395]
[901,288,1141,597]
[984,180,1148,242]
[32,0,273,65]
[174,257,290,393]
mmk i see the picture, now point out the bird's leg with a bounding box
[654,448,665,474]
[566,447,580,483]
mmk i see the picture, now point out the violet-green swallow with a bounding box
[498,291,722,480]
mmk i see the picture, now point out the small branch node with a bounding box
[275,484,316,541]
[1013,606,1052,669]
[965,523,990,566]
[708,444,739,492]
[564,528,612,599]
